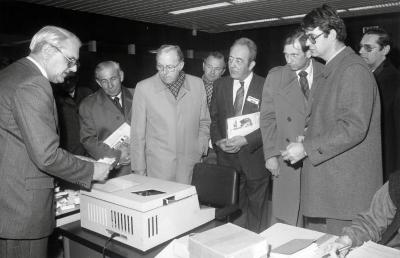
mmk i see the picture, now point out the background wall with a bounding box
[1,2,399,89]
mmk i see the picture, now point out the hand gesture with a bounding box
[93,162,112,182]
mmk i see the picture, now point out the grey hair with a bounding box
[156,45,184,62]
[95,61,122,79]
[29,25,81,53]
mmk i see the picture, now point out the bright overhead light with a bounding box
[227,18,280,26]
[336,9,348,13]
[281,14,305,20]
[169,2,232,15]
[231,0,259,4]
[348,1,400,11]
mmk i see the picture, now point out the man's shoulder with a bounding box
[79,89,102,107]
[185,73,202,82]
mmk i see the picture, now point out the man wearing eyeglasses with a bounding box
[0,26,111,258]
[282,5,382,235]
[210,38,270,233]
[79,61,134,178]
[360,28,400,182]
[202,51,226,108]
[130,45,210,184]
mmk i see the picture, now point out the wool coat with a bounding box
[302,47,383,220]
[260,60,323,225]
[130,73,210,184]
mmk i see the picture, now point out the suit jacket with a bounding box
[130,73,210,184]
[210,73,268,180]
[0,58,93,239]
[302,47,383,219]
[374,59,400,180]
[54,86,93,155]
[79,86,134,162]
[260,60,323,224]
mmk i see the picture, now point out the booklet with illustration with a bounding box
[226,112,260,139]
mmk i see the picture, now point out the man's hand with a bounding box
[215,138,238,153]
[281,142,306,164]
[225,136,248,153]
[265,156,280,177]
[93,162,112,182]
[320,235,352,258]
[118,142,130,165]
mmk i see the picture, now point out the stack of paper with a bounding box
[347,241,400,258]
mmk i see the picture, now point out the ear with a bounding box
[383,45,390,56]
[305,50,312,59]
[249,60,256,71]
[41,43,55,60]
[329,29,337,40]
[202,62,206,72]
[179,61,185,71]
[119,70,125,82]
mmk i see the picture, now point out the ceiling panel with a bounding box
[17,0,400,33]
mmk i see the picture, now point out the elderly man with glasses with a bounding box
[0,26,111,258]
[282,4,382,235]
[79,61,134,178]
[360,28,400,182]
[130,44,210,184]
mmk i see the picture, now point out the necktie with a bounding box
[233,81,245,116]
[299,70,310,100]
[113,96,123,113]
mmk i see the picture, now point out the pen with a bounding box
[335,245,351,255]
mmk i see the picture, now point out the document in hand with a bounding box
[103,122,130,150]
[226,112,260,139]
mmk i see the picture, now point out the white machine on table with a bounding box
[80,174,215,251]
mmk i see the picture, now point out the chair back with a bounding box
[191,163,239,208]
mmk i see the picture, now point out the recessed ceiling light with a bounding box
[169,2,232,15]
[281,14,306,20]
[231,0,259,4]
[227,18,280,26]
[348,1,400,11]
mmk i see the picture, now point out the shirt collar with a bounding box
[27,56,48,79]
[235,72,253,88]
[296,59,313,76]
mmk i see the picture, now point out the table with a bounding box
[58,220,219,258]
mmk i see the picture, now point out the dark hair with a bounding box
[363,28,392,50]
[156,45,184,62]
[204,51,225,67]
[302,4,347,42]
[284,29,309,53]
[231,37,257,62]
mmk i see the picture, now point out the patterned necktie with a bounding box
[113,96,123,113]
[233,81,245,116]
[299,70,310,100]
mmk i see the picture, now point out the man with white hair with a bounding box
[0,26,111,258]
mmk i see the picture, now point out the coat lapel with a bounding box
[225,78,235,118]
[242,75,261,114]
[278,68,306,115]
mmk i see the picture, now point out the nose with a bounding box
[70,64,78,73]
[359,47,366,54]
[305,38,312,47]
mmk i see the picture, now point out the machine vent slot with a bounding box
[110,210,134,235]
[87,203,107,226]
[147,215,158,238]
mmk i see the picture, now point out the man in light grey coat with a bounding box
[261,30,323,226]
[282,5,382,235]
[130,45,210,184]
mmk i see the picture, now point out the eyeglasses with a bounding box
[156,62,181,73]
[228,56,245,65]
[204,63,224,73]
[306,32,325,44]
[98,76,120,87]
[49,44,79,68]
[359,44,379,53]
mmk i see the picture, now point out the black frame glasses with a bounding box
[156,62,181,73]
[49,44,79,68]
[307,32,325,44]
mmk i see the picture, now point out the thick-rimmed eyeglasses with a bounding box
[204,63,224,73]
[359,44,379,53]
[307,32,325,44]
[156,62,181,73]
[49,44,79,68]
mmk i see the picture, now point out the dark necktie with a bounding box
[113,96,123,113]
[233,81,245,116]
[299,70,310,100]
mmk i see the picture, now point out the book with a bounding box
[103,122,130,149]
[226,112,260,139]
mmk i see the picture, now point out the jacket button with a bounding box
[285,138,290,143]
[287,117,292,122]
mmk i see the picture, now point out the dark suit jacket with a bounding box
[0,58,94,239]
[374,59,400,180]
[54,86,93,155]
[210,73,268,180]
[79,86,134,161]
